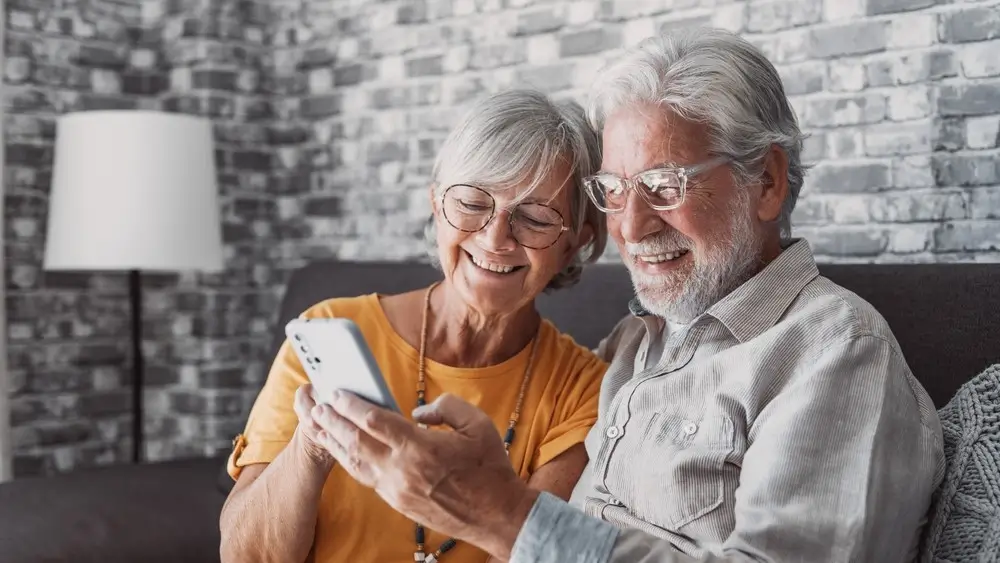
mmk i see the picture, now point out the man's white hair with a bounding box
[587,28,807,238]
[424,89,607,290]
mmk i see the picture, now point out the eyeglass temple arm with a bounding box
[680,156,731,177]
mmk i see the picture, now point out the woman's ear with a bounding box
[563,222,594,266]
[428,184,439,214]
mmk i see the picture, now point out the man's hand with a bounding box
[311,391,539,559]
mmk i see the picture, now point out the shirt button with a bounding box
[609,496,622,506]
[683,421,698,436]
[606,426,621,439]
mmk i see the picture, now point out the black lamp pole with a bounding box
[128,269,144,464]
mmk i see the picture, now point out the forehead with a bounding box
[480,157,573,207]
[600,103,710,177]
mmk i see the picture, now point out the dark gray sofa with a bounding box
[1,259,998,562]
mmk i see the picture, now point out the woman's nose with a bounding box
[476,210,518,252]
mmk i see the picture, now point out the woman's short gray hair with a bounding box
[424,89,607,291]
[587,28,807,239]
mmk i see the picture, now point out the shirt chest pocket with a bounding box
[624,411,736,529]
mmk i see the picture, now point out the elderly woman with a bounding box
[219,89,609,563]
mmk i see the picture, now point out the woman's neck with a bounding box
[424,282,541,368]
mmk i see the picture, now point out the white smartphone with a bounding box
[284,317,401,413]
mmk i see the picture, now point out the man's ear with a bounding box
[757,144,789,224]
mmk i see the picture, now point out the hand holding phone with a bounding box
[285,317,401,413]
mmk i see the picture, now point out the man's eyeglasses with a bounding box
[440,184,569,250]
[582,156,730,213]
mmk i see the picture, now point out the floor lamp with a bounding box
[43,111,224,464]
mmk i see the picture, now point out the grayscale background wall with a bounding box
[3,0,999,476]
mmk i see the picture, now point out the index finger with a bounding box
[330,390,415,449]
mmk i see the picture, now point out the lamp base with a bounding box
[129,269,144,464]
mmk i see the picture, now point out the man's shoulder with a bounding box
[782,274,900,345]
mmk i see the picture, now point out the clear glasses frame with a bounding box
[582,156,730,213]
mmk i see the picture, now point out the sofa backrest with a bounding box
[270,260,1000,408]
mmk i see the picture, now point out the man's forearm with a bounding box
[220,429,332,563]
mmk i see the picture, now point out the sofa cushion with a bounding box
[0,457,227,563]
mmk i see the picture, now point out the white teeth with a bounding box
[638,250,688,264]
[470,255,516,274]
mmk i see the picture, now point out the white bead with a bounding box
[426,556,438,563]
[414,553,425,562]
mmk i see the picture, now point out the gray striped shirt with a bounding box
[510,239,945,563]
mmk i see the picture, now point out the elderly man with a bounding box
[312,28,945,562]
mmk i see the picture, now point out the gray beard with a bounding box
[628,195,763,324]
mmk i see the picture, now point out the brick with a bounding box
[470,42,527,69]
[826,129,865,159]
[939,83,1000,117]
[828,59,866,92]
[809,22,887,58]
[406,55,443,77]
[967,115,1000,149]
[934,118,965,152]
[334,64,365,86]
[941,7,1000,44]
[802,94,887,128]
[934,221,1000,252]
[514,6,566,36]
[304,196,343,216]
[300,93,341,118]
[193,69,237,91]
[779,61,825,95]
[5,56,32,83]
[805,227,889,257]
[746,0,822,33]
[869,192,968,222]
[970,187,1000,220]
[960,40,1000,79]
[886,86,933,121]
[516,62,575,93]
[559,27,619,58]
[893,155,936,189]
[712,2,747,32]
[398,0,428,24]
[808,162,892,193]
[887,13,938,49]
[801,133,827,163]
[824,0,865,20]
[869,0,937,15]
[933,154,1000,187]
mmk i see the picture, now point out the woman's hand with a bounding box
[292,384,337,472]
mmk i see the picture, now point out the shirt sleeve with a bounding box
[530,352,608,472]
[512,334,944,563]
[226,336,310,481]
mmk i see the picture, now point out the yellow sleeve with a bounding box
[227,336,309,481]
[530,352,608,472]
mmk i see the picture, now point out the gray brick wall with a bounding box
[3,0,999,477]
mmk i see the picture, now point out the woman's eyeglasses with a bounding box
[440,184,569,250]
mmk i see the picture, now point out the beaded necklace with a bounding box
[413,281,539,562]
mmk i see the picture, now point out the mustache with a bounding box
[624,232,694,256]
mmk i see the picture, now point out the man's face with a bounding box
[600,103,764,323]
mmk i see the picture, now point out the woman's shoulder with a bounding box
[298,294,379,322]
[538,319,609,374]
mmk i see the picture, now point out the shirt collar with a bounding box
[706,238,819,343]
[626,239,819,343]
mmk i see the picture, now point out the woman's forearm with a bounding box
[219,428,333,563]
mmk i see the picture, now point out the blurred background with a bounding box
[2,0,998,478]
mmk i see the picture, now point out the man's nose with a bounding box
[618,188,665,244]
[476,210,518,252]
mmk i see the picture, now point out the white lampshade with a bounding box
[44,110,224,273]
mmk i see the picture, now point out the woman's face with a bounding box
[432,159,585,317]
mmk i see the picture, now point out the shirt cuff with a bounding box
[509,491,619,563]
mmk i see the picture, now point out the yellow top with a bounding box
[228,293,608,563]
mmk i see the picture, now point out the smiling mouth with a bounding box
[465,250,525,274]
[637,250,690,264]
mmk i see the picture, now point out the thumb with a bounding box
[412,393,488,433]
